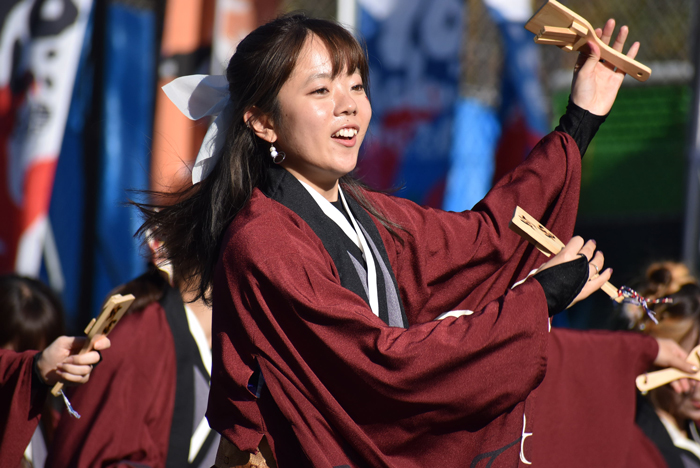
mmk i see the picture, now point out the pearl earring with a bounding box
[270,143,285,164]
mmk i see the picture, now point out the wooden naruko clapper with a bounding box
[50,293,135,396]
[525,0,651,81]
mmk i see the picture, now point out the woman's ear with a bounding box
[244,107,277,143]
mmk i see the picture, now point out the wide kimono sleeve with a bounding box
[210,207,550,458]
[207,131,581,464]
[530,328,665,467]
[0,349,45,468]
[47,304,177,468]
[368,131,583,324]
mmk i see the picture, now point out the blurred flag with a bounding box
[0,0,93,276]
[355,0,463,207]
[442,98,501,211]
[47,1,158,326]
[443,0,548,211]
[487,0,548,183]
[89,1,156,315]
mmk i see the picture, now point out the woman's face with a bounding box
[272,35,371,197]
[662,380,700,422]
[658,322,700,421]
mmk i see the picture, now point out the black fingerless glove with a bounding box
[533,255,589,316]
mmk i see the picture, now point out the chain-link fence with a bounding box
[464,0,697,107]
[281,0,698,105]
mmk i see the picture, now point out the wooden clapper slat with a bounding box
[636,345,700,393]
[51,294,135,396]
[525,0,651,82]
[508,206,622,303]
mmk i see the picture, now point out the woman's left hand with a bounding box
[570,19,640,116]
[535,236,611,309]
[37,334,110,386]
[654,338,697,394]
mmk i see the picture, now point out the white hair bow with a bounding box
[162,74,233,184]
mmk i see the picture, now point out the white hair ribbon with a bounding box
[162,74,233,184]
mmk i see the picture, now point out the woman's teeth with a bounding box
[333,128,358,138]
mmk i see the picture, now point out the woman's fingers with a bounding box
[37,335,107,385]
[92,335,111,351]
[655,338,697,375]
[57,363,93,378]
[610,24,628,52]
[583,20,636,71]
[576,239,597,262]
[560,235,585,257]
[599,19,616,46]
[588,250,604,279]
[65,349,102,366]
[537,236,601,273]
[671,379,690,394]
[55,369,90,385]
[652,338,700,394]
[626,41,640,60]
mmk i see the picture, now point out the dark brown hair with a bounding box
[0,275,65,351]
[136,13,401,304]
[108,263,171,315]
[638,262,700,344]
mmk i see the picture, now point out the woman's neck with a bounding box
[281,167,340,202]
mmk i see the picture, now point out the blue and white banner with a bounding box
[487,0,548,183]
[0,0,92,277]
[356,0,463,207]
[443,0,548,211]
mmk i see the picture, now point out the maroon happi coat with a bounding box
[0,349,45,468]
[207,132,581,467]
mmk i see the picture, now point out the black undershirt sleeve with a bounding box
[32,352,45,391]
[532,255,589,317]
[555,97,608,158]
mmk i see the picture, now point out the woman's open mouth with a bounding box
[332,127,359,146]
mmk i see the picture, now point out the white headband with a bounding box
[162,74,233,184]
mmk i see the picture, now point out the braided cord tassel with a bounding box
[618,286,673,325]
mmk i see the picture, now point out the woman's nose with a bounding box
[335,89,357,116]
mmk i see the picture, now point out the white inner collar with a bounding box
[183,303,212,375]
[297,180,379,316]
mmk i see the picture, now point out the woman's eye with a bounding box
[311,87,328,95]
[352,84,365,92]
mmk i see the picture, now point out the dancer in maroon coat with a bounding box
[530,328,683,467]
[48,266,220,468]
[139,13,665,468]
[0,335,109,468]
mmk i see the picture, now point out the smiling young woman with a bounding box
[137,12,650,468]
[245,35,372,200]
